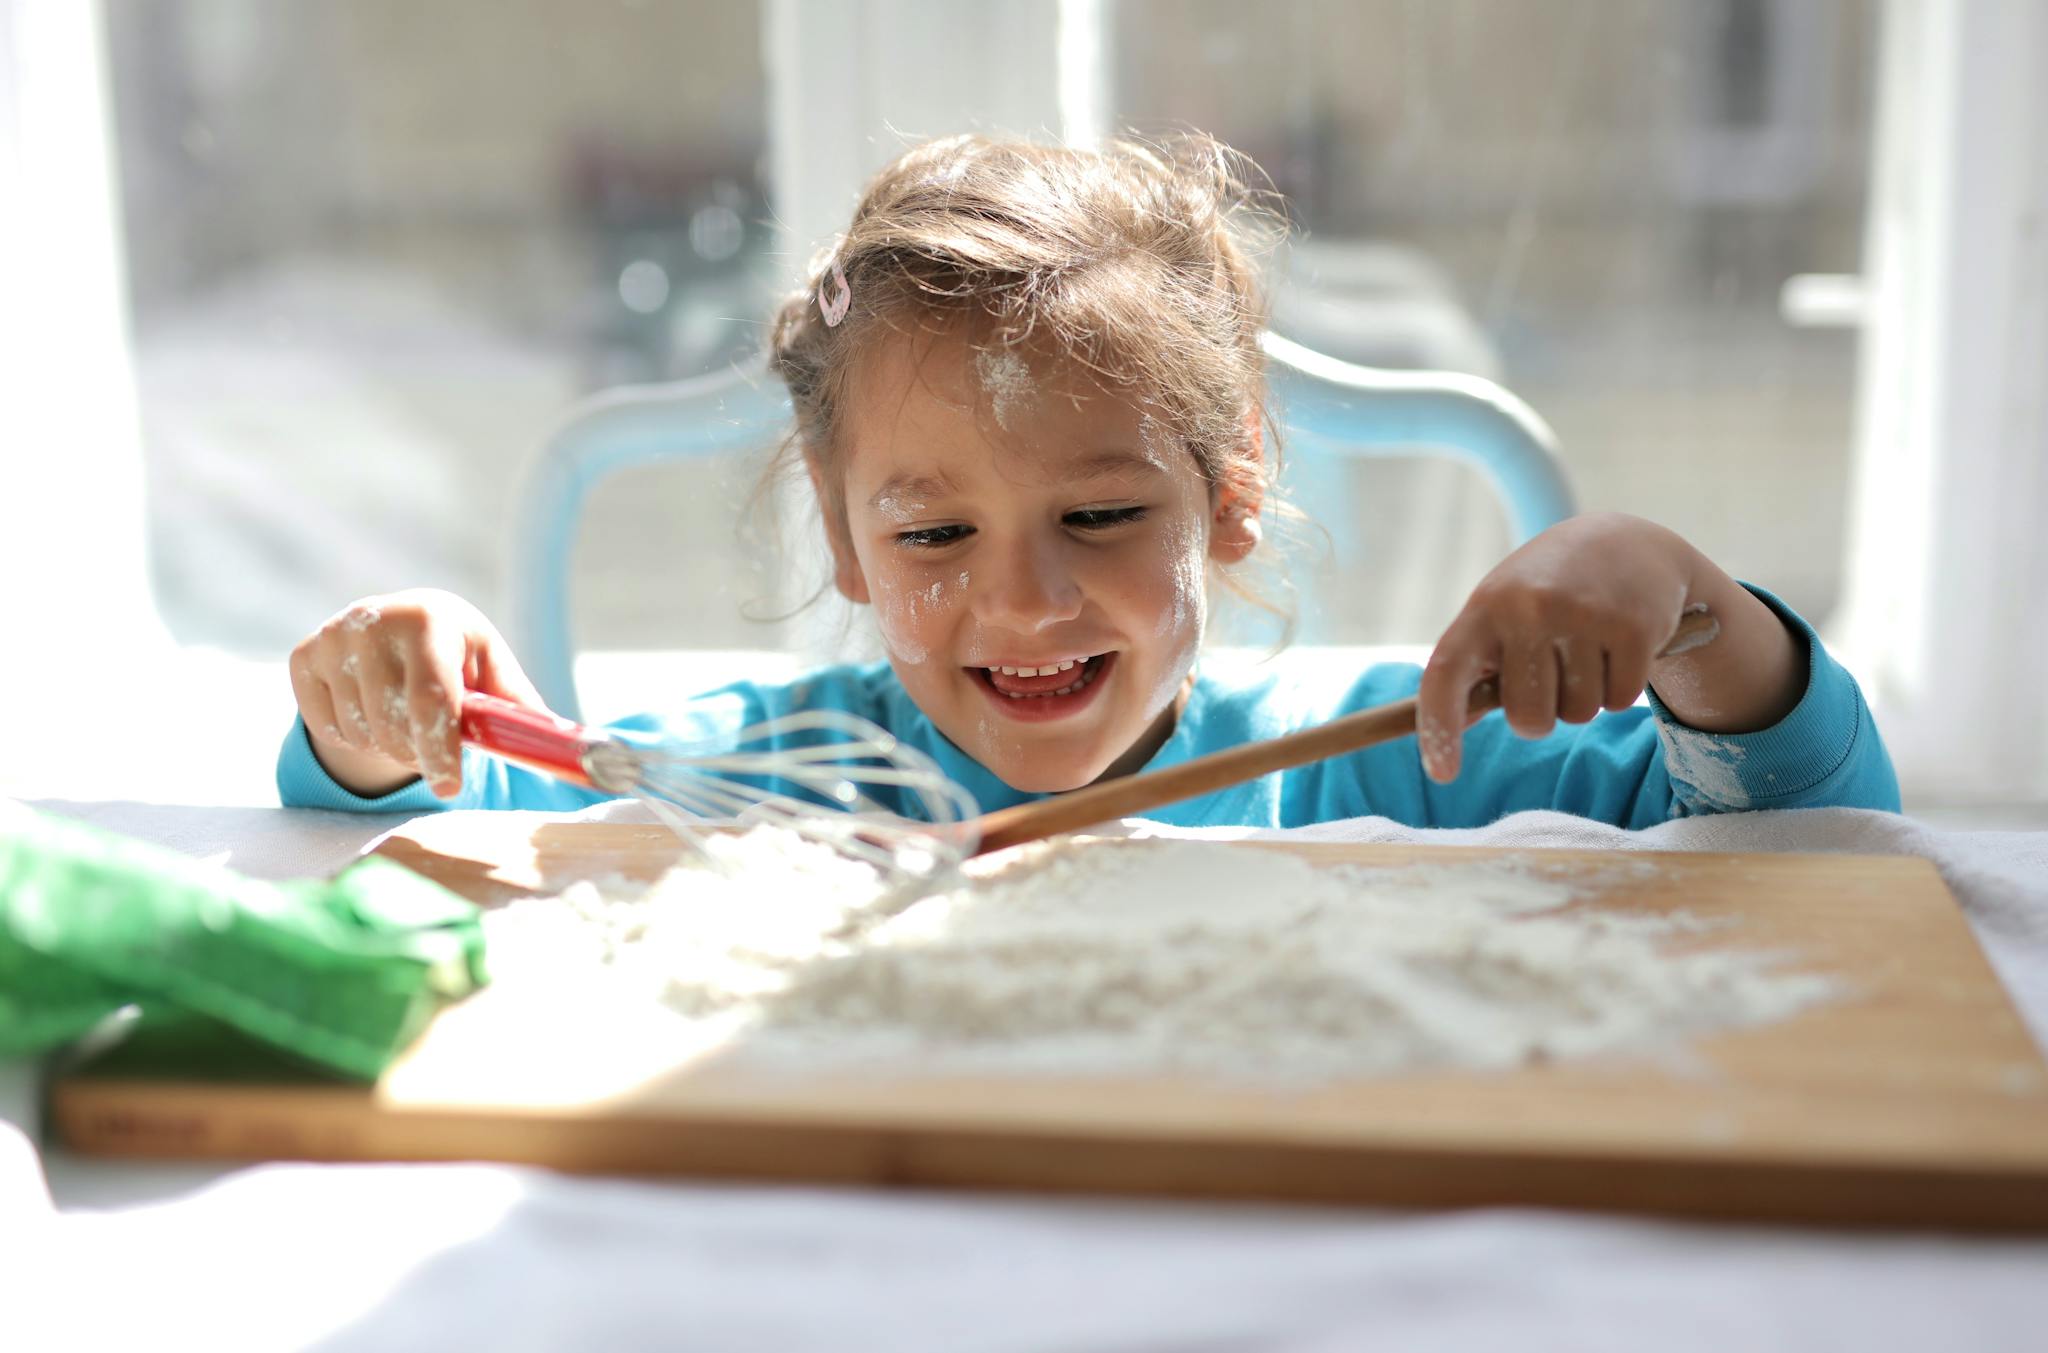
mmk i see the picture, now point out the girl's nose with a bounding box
[973,535,1083,634]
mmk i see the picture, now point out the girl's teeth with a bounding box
[997,660,1100,699]
[990,658,1080,677]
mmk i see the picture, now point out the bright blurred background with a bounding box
[3,0,2043,818]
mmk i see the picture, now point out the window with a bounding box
[1112,0,1877,642]
[104,0,776,653]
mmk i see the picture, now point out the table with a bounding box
[6,648,2047,1351]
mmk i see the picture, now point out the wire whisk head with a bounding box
[619,708,980,888]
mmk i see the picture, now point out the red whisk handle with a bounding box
[459,692,600,788]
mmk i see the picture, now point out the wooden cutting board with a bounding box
[48,815,2048,1230]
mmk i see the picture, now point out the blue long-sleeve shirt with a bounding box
[277,584,1900,828]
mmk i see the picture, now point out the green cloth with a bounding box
[0,805,486,1080]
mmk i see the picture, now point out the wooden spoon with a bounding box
[967,607,1720,856]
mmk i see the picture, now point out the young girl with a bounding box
[279,133,1899,828]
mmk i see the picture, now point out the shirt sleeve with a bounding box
[1639,584,1900,818]
[274,668,890,815]
[1315,583,1900,830]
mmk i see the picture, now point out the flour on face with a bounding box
[876,573,962,667]
[974,346,1037,432]
[870,493,926,524]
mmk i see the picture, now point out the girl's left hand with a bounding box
[1415,512,1702,783]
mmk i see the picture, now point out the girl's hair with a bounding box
[762,131,1300,640]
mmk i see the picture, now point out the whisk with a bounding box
[458,693,981,888]
[460,609,1719,892]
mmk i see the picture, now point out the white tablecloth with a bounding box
[6,800,2048,1353]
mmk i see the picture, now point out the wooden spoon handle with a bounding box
[967,607,1719,857]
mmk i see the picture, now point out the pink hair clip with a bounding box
[818,261,851,328]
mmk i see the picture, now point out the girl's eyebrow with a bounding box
[868,472,957,508]
[1070,449,1167,480]
[866,450,1162,510]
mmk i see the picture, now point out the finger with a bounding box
[290,657,348,749]
[329,668,378,753]
[1604,637,1653,712]
[346,639,417,767]
[1500,635,1559,739]
[404,656,466,797]
[1555,635,1604,724]
[1417,621,1495,784]
[408,611,489,797]
[468,635,549,713]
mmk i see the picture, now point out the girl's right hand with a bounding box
[287,589,549,799]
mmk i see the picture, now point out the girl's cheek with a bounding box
[1122,515,1208,717]
[873,590,929,664]
[873,568,962,666]
[1149,516,1207,643]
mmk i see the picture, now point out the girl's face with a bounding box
[825,332,1260,793]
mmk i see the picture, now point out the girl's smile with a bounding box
[822,331,1259,793]
[969,650,1117,722]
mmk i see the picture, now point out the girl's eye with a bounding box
[892,508,1144,549]
[1066,506,1148,530]
[895,524,972,550]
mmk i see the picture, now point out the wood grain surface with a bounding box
[48,816,2048,1230]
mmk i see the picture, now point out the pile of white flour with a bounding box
[483,829,1842,1084]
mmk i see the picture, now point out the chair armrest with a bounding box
[511,362,787,718]
[1261,331,1574,545]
